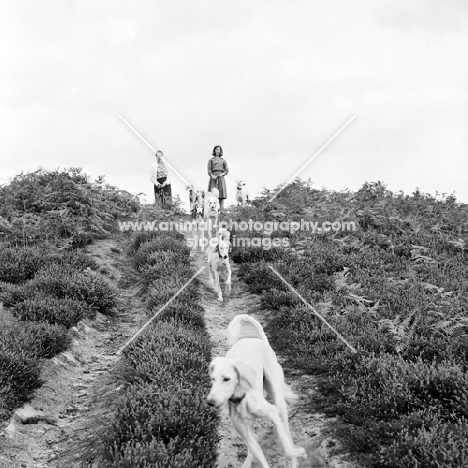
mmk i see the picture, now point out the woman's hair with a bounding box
[212,145,223,157]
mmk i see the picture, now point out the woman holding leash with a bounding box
[150,150,172,207]
[207,145,229,211]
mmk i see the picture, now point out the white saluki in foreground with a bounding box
[206,228,231,302]
[207,314,307,468]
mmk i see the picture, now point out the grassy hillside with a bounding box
[0,168,139,420]
[227,179,468,467]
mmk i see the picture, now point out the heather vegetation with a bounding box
[229,179,468,467]
[0,169,137,421]
[100,230,219,467]
[2,168,467,467]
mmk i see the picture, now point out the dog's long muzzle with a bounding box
[206,396,221,408]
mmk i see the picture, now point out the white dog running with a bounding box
[207,314,307,468]
[206,228,231,302]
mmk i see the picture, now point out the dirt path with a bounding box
[0,232,358,468]
[0,235,148,468]
[192,245,358,468]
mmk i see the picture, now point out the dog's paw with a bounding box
[295,446,307,458]
[286,446,307,460]
[217,294,223,302]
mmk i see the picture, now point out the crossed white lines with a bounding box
[117,112,358,355]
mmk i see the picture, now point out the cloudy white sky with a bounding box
[1,0,467,209]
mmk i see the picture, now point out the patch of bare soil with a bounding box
[191,245,358,468]
[0,235,148,468]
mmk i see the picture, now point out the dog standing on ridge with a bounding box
[235,180,250,206]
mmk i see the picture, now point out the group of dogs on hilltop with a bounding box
[186,180,249,302]
[187,184,308,467]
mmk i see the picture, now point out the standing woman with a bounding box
[207,145,229,210]
[150,150,172,207]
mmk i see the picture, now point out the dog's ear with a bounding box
[234,361,256,389]
[208,357,222,376]
[208,362,215,375]
[235,179,239,184]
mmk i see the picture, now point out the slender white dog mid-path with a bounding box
[189,244,357,468]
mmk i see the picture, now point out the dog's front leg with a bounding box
[232,417,270,468]
[208,262,215,289]
[225,260,232,293]
[214,268,223,302]
[256,401,306,467]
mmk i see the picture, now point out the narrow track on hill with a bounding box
[0,234,148,468]
[1,231,359,468]
[191,244,357,468]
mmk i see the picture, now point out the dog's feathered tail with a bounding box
[227,314,270,347]
[282,382,299,404]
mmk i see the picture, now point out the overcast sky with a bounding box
[1,0,467,209]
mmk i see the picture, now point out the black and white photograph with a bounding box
[1,1,467,467]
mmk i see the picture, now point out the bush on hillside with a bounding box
[0,168,140,246]
[0,246,49,283]
[27,264,116,314]
[0,348,42,412]
[11,296,94,328]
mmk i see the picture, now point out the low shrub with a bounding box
[44,250,99,271]
[27,264,117,314]
[151,302,206,330]
[132,238,190,271]
[0,348,41,411]
[0,320,70,359]
[0,283,30,307]
[127,231,186,255]
[231,246,288,264]
[138,260,192,289]
[104,383,219,468]
[379,418,468,468]
[0,246,48,283]
[146,280,200,310]
[119,320,212,387]
[11,296,93,328]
